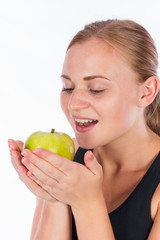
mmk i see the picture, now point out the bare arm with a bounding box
[31,199,72,240]
[30,138,79,239]
[72,196,115,240]
[8,139,72,240]
[147,202,160,240]
[30,198,44,239]
[20,145,115,240]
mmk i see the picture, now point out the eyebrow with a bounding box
[61,74,110,81]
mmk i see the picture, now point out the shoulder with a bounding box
[150,148,160,220]
[149,200,160,238]
[151,183,160,220]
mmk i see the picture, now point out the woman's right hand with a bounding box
[8,139,57,202]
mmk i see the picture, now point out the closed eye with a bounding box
[62,88,74,93]
[62,88,106,94]
[89,89,106,94]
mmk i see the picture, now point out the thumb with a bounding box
[84,151,102,175]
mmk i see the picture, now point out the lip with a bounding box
[71,115,98,133]
[71,115,98,121]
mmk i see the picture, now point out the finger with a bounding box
[10,150,27,174]
[21,149,66,179]
[27,171,46,187]
[22,157,60,185]
[31,148,74,173]
[26,171,55,196]
[8,139,19,151]
[16,140,24,152]
[10,150,22,161]
[84,151,102,176]
[18,169,53,201]
[18,165,28,175]
[27,170,34,178]
[27,171,58,198]
[8,139,23,153]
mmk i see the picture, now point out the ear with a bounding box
[137,76,159,108]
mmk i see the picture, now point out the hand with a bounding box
[21,148,104,211]
[8,139,56,202]
[8,139,25,174]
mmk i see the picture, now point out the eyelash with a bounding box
[62,88,105,94]
[62,88,74,93]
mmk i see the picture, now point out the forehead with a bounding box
[64,38,117,64]
[63,38,128,71]
[62,38,136,83]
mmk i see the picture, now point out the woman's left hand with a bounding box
[21,148,104,211]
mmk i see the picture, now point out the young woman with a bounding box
[8,19,160,240]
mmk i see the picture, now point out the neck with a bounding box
[93,124,160,172]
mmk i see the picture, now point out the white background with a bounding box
[1,0,160,239]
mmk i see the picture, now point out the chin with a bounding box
[75,136,97,150]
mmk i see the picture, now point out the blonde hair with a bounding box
[67,19,160,136]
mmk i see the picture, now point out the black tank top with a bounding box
[72,147,160,240]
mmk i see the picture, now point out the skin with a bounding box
[60,38,160,215]
[8,37,160,239]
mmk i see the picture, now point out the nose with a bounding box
[68,88,90,112]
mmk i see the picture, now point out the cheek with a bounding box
[98,93,138,129]
[114,102,137,125]
[60,93,68,116]
[60,93,74,126]
[118,90,138,123]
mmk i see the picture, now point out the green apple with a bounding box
[24,129,75,161]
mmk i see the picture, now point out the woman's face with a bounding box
[60,38,140,149]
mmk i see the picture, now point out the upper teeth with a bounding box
[75,119,96,123]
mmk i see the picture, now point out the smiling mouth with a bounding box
[75,118,98,127]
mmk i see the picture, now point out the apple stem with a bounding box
[51,129,55,133]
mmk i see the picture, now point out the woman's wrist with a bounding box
[71,194,107,217]
[43,199,69,211]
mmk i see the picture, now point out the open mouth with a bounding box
[75,118,98,128]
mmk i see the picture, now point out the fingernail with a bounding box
[22,158,30,165]
[8,139,12,144]
[18,166,24,174]
[21,150,27,156]
[27,171,34,177]
[87,151,94,160]
[21,149,30,156]
[10,151,16,158]
[33,148,40,153]
[8,144,13,150]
